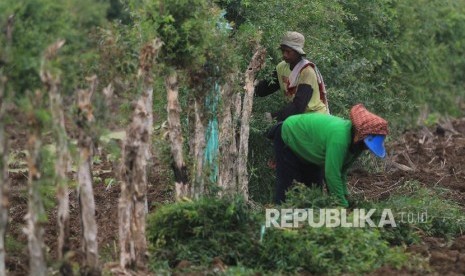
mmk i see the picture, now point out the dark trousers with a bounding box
[273,124,323,204]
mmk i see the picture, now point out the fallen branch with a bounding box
[388,160,415,172]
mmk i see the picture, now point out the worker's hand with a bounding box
[264,112,273,123]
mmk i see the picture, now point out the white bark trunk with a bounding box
[232,91,242,192]
[237,47,266,201]
[165,72,190,199]
[0,75,9,276]
[119,93,151,270]
[0,15,13,274]
[192,99,205,198]
[118,39,160,271]
[41,40,71,261]
[76,76,99,272]
[218,78,236,195]
[24,91,46,276]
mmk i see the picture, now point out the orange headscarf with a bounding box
[350,104,388,143]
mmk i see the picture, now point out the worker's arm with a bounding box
[254,70,280,97]
[324,143,350,207]
[271,84,312,121]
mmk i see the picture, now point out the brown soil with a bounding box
[349,117,465,276]
[349,118,465,206]
[4,114,465,275]
[5,158,171,275]
[4,105,173,275]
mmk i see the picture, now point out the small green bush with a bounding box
[147,194,408,274]
[147,196,262,267]
[260,226,406,274]
[282,183,341,209]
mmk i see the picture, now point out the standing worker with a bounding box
[274,104,388,207]
[255,31,329,122]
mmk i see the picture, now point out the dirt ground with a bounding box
[350,117,465,276]
[4,105,173,275]
[3,115,465,275]
[349,117,465,206]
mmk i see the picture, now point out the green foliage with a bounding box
[222,266,266,275]
[261,226,406,274]
[388,183,465,239]
[227,0,465,131]
[106,0,131,24]
[281,183,341,209]
[5,235,25,254]
[0,0,109,97]
[147,195,408,274]
[354,181,465,245]
[122,0,239,76]
[247,93,283,203]
[37,147,58,214]
[154,0,213,69]
[147,196,261,266]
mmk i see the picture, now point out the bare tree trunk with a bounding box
[218,77,237,195]
[0,75,9,276]
[0,15,13,276]
[165,72,190,200]
[76,76,99,273]
[118,39,161,272]
[232,91,242,191]
[192,98,205,198]
[237,47,266,201]
[40,40,71,263]
[24,90,47,276]
[119,93,151,271]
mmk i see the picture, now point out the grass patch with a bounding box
[5,235,24,254]
[354,181,465,244]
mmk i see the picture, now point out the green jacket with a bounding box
[281,113,363,207]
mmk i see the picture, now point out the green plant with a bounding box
[354,181,465,244]
[147,195,408,274]
[0,0,108,98]
[281,183,341,209]
[260,226,406,274]
[147,196,262,267]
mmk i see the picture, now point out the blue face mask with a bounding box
[363,134,386,158]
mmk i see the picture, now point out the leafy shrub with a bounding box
[147,196,262,267]
[282,183,341,209]
[147,195,408,274]
[260,226,406,274]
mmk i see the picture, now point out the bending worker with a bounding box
[255,31,329,122]
[273,104,389,207]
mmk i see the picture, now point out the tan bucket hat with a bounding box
[280,31,306,55]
